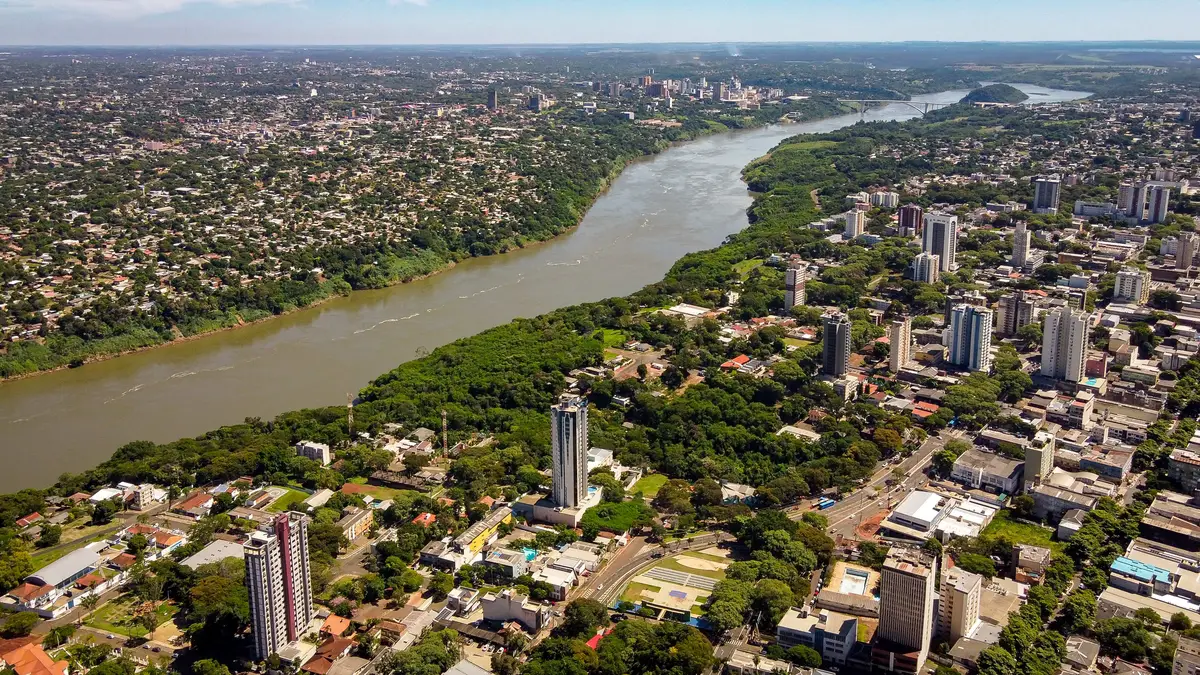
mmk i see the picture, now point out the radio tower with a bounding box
[441,410,448,455]
[347,393,354,441]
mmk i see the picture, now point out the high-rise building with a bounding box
[1134,182,1172,224]
[1179,232,1197,270]
[843,210,865,240]
[487,90,500,110]
[937,564,981,644]
[246,512,314,660]
[784,266,806,310]
[822,312,852,377]
[1114,268,1151,305]
[898,204,923,237]
[1118,182,1137,214]
[947,305,993,372]
[1011,221,1030,269]
[1024,431,1056,492]
[1032,175,1062,214]
[889,317,912,373]
[1041,306,1088,383]
[873,548,936,675]
[1173,636,1200,675]
[912,253,940,284]
[551,397,588,508]
[996,291,1036,337]
[715,82,729,101]
[922,213,958,272]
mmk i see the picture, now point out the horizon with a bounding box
[4,0,1200,47]
[5,39,1200,49]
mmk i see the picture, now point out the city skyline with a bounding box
[4,0,1200,46]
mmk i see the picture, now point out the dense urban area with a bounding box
[7,41,1200,675]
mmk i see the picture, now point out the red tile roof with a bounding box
[0,642,68,675]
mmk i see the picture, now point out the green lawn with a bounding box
[631,474,669,498]
[679,551,729,563]
[86,598,178,638]
[266,487,311,513]
[621,582,661,603]
[600,329,629,349]
[980,510,1065,556]
[345,479,421,502]
[31,531,112,569]
[654,556,727,581]
[732,258,764,280]
[783,338,812,349]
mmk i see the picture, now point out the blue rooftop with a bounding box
[1110,556,1170,584]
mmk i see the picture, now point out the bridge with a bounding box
[837,99,956,117]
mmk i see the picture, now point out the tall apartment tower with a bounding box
[1118,182,1137,214]
[898,204,923,237]
[1114,267,1151,305]
[922,213,958,273]
[822,312,852,377]
[874,548,937,675]
[1011,221,1031,269]
[1025,432,1056,492]
[947,305,993,373]
[937,564,982,644]
[246,512,314,660]
[1032,175,1062,214]
[1041,306,1088,383]
[843,210,865,240]
[1135,182,1172,224]
[551,396,589,508]
[487,90,500,110]
[784,266,806,310]
[911,253,940,284]
[996,291,1035,337]
[1179,232,1197,270]
[889,317,912,373]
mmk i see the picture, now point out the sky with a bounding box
[2,0,1200,47]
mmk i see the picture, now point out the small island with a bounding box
[960,83,1030,104]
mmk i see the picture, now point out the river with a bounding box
[0,84,1090,492]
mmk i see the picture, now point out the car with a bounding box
[107,635,116,640]
[651,552,665,558]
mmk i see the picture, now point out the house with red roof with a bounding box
[720,355,751,371]
[0,640,68,675]
[413,513,436,528]
[15,514,41,529]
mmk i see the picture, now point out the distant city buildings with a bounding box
[1133,182,1172,224]
[822,312,852,377]
[921,213,958,272]
[946,305,993,372]
[1180,232,1197,270]
[1042,306,1088,382]
[550,396,588,508]
[246,512,314,660]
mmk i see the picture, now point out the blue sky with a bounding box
[2,0,1200,46]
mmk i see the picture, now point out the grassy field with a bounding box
[732,258,764,280]
[86,597,178,638]
[266,487,311,513]
[344,478,421,502]
[31,531,112,569]
[783,338,812,349]
[980,510,1065,556]
[655,556,727,580]
[631,474,669,498]
[679,551,729,563]
[600,329,629,349]
[621,582,661,604]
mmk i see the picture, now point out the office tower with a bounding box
[822,312,852,377]
[996,291,1036,337]
[1174,636,1200,675]
[1032,175,1062,214]
[898,204,923,237]
[1114,267,1151,305]
[784,266,806,310]
[550,396,588,508]
[937,565,981,644]
[912,253,940,284]
[947,305,993,372]
[889,317,912,373]
[1180,232,1197,270]
[843,210,865,239]
[715,82,728,101]
[1011,221,1030,269]
[487,90,499,110]
[874,548,936,674]
[1134,182,1172,224]
[1041,306,1088,383]
[922,213,958,272]
[1194,121,1200,141]
[1118,182,1137,214]
[246,512,314,660]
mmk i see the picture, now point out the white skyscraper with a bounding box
[947,305,993,372]
[912,252,940,284]
[246,512,314,660]
[922,213,958,272]
[1114,268,1151,305]
[890,317,912,373]
[843,210,865,240]
[784,266,806,310]
[874,548,936,674]
[1011,221,1030,269]
[1041,306,1088,383]
[1179,232,1197,270]
[551,396,589,508]
[937,565,982,644]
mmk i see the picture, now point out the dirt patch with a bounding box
[855,510,888,540]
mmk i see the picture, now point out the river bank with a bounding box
[0,84,1091,492]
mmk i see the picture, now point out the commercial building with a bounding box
[481,589,550,632]
[950,449,1024,494]
[947,305,993,372]
[1032,175,1062,214]
[1042,306,1088,383]
[937,565,981,643]
[996,291,1036,337]
[912,252,940,284]
[1174,636,1200,675]
[784,266,806,310]
[1024,431,1057,491]
[295,441,331,466]
[551,397,588,508]
[486,90,500,110]
[823,312,852,377]
[1115,268,1152,305]
[922,213,958,272]
[890,317,912,373]
[898,204,923,237]
[1011,221,1031,268]
[776,606,861,666]
[246,512,315,660]
[1181,233,1198,271]
[1170,450,1200,496]
[873,548,936,674]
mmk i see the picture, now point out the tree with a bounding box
[43,625,76,649]
[1011,495,1035,520]
[91,500,117,525]
[0,612,38,638]
[492,653,520,675]
[429,572,454,600]
[977,646,1018,675]
[36,525,61,548]
[1056,590,1096,635]
[1026,585,1058,621]
[786,645,821,668]
[955,553,997,578]
[751,579,794,628]
[192,660,232,675]
[562,598,610,639]
[1172,612,1193,632]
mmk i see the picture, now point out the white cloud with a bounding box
[0,0,301,19]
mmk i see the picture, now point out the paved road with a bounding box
[583,533,735,608]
